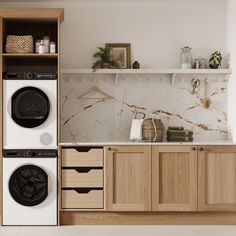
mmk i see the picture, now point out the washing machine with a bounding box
[3,74,57,149]
[3,149,57,226]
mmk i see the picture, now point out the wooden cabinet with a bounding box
[198,146,236,211]
[152,146,198,211]
[61,144,236,213]
[105,146,151,211]
[61,147,104,210]
[62,148,103,167]
[61,190,103,209]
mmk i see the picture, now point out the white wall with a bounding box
[227,0,236,141]
[0,1,227,69]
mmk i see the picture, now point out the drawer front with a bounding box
[62,148,103,167]
[62,169,103,188]
[61,190,104,209]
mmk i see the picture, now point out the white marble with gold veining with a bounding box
[61,73,228,143]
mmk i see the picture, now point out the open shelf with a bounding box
[61,68,232,74]
[2,53,58,58]
[3,18,58,54]
[61,68,232,85]
[2,17,59,76]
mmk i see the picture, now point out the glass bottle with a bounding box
[39,40,45,54]
[180,46,193,69]
[50,41,56,54]
[35,39,41,54]
[43,32,50,54]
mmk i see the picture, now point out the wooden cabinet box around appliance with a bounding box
[61,147,104,209]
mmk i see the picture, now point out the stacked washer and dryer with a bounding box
[2,72,58,225]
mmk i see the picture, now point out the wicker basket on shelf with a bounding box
[5,35,34,54]
[142,118,164,142]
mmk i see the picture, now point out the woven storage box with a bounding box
[5,35,33,54]
[142,118,164,142]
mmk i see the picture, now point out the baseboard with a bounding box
[60,211,236,225]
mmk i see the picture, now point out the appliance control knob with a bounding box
[26,72,34,79]
[26,150,35,157]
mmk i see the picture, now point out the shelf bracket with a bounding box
[114,73,119,86]
[225,73,231,82]
[171,73,176,85]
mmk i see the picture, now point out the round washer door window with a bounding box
[11,86,50,128]
[9,164,48,206]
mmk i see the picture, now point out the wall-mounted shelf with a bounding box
[61,68,232,86]
[2,53,58,58]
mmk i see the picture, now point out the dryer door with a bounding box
[9,164,48,206]
[11,86,50,128]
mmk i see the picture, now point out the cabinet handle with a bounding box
[108,147,112,151]
[192,147,196,151]
[199,147,204,151]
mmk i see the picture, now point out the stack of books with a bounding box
[167,126,193,142]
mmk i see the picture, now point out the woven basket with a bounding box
[142,118,164,142]
[5,35,33,54]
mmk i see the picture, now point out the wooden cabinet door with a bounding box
[152,146,198,211]
[198,146,236,211]
[105,146,151,211]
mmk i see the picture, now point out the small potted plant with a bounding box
[92,46,120,70]
[209,51,222,69]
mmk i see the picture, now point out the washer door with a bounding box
[9,165,48,206]
[11,86,50,128]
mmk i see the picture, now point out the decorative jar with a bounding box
[181,46,193,69]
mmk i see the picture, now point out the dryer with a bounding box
[3,77,57,149]
[3,149,57,226]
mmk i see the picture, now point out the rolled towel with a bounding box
[167,134,193,140]
[167,130,194,136]
[167,136,194,142]
[168,126,184,131]
[130,119,144,141]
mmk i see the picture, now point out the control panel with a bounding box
[3,149,57,158]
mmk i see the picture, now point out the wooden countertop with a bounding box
[59,140,236,147]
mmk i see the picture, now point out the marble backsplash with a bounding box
[61,73,228,142]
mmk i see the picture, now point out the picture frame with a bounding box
[106,43,131,69]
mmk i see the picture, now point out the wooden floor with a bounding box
[1,225,236,236]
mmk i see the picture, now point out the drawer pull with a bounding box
[74,167,94,173]
[74,147,102,152]
[62,167,102,173]
[75,189,92,194]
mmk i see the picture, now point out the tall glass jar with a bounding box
[180,46,193,69]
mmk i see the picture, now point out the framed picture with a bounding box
[106,43,131,69]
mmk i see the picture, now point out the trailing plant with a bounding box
[209,51,222,69]
[92,46,121,70]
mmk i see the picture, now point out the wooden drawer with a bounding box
[61,190,104,209]
[62,148,103,167]
[62,169,103,188]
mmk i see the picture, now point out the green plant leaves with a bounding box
[92,46,121,70]
[209,51,222,66]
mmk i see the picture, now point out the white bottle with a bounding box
[35,39,41,54]
[50,41,56,54]
[39,40,45,54]
[43,33,50,54]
